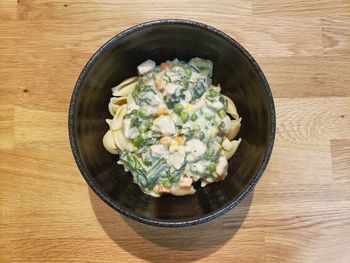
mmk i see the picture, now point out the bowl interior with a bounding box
[70,21,274,225]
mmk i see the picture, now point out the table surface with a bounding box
[1,0,350,262]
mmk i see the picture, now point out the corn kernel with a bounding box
[185,103,192,112]
[157,107,168,116]
[174,135,184,145]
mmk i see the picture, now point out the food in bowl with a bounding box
[70,19,275,226]
[103,57,241,197]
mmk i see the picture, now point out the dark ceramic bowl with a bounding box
[69,19,275,227]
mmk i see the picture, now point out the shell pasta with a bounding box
[103,58,241,197]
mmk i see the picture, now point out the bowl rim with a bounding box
[68,19,276,227]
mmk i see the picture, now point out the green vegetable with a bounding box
[218,109,226,118]
[133,135,144,147]
[132,83,141,97]
[194,131,205,140]
[115,59,234,196]
[143,136,159,146]
[143,157,152,167]
[190,113,198,121]
[138,109,147,118]
[138,120,152,132]
[166,93,180,109]
[180,112,189,123]
[172,175,180,183]
[184,129,194,140]
[198,66,208,71]
[206,148,215,159]
[131,117,142,127]
[145,121,152,131]
[193,124,201,131]
[192,82,205,100]
[146,158,167,188]
[174,103,183,115]
[176,122,183,130]
[169,165,186,183]
[160,171,168,177]
[219,121,226,129]
[204,114,212,121]
[208,163,217,173]
[219,96,228,110]
[209,90,218,97]
[206,146,220,162]
[184,67,192,77]
[206,95,215,103]
[162,178,171,189]
[119,151,147,187]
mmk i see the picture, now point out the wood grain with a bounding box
[258,56,350,97]
[253,0,350,16]
[331,140,350,182]
[0,105,14,149]
[1,0,350,262]
[276,97,350,141]
[322,17,350,56]
[16,0,253,21]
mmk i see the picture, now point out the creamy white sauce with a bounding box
[152,115,176,135]
[113,58,240,197]
[186,139,207,161]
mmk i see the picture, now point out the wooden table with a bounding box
[1,1,350,262]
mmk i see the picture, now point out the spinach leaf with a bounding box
[119,151,148,187]
[204,146,220,162]
[143,137,160,147]
[145,158,167,188]
[132,83,141,97]
[169,164,185,183]
[219,95,227,109]
[166,93,180,109]
[130,117,142,127]
[191,82,205,101]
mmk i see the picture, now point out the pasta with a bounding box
[103,58,241,197]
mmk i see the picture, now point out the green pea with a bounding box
[208,163,217,173]
[138,109,147,118]
[190,113,198,121]
[207,148,218,160]
[207,148,214,157]
[205,114,212,121]
[174,103,183,115]
[194,131,205,140]
[133,135,144,147]
[218,109,226,119]
[162,178,171,189]
[180,112,189,123]
[209,90,218,97]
